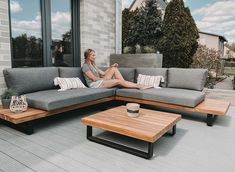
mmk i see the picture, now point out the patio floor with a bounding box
[0,103,235,172]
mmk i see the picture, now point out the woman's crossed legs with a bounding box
[100,67,149,89]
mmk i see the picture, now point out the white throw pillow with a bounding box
[54,77,86,91]
[137,74,164,88]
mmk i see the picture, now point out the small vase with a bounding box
[1,98,11,109]
[10,95,28,113]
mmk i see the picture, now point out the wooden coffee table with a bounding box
[81,106,181,159]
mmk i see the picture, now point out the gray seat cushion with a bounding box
[59,67,86,85]
[136,68,168,87]
[3,67,59,95]
[25,88,115,111]
[116,88,205,107]
[168,68,208,91]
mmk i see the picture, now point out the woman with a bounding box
[82,49,149,89]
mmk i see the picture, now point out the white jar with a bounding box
[126,103,140,118]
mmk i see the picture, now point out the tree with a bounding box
[185,7,199,58]
[122,8,137,51]
[191,44,220,73]
[122,0,162,53]
[12,34,28,59]
[135,0,162,50]
[157,0,199,68]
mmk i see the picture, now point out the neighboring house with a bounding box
[129,0,167,14]
[224,46,235,59]
[198,31,227,58]
[0,0,122,99]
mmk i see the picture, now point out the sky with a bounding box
[10,0,71,40]
[122,0,235,43]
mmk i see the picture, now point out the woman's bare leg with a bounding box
[101,79,141,89]
[103,67,124,80]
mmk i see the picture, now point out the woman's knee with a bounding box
[110,66,118,71]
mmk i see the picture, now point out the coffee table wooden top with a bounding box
[81,106,181,142]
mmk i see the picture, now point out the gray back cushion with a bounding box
[99,67,135,82]
[136,68,168,87]
[3,67,59,95]
[168,68,208,91]
[59,67,86,85]
[119,68,135,82]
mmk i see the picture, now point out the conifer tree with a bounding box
[158,0,199,68]
[135,0,162,50]
[130,0,162,51]
[122,8,139,48]
[122,0,162,52]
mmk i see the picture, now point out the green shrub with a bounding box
[123,46,135,54]
[142,46,156,53]
[1,89,17,99]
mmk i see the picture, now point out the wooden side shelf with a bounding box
[115,97,230,116]
[0,106,47,124]
[195,99,230,115]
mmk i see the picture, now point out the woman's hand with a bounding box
[111,63,119,67]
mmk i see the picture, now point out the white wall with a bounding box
[198,33,225,57]
[80,0,122,66]
[199,33,219,51]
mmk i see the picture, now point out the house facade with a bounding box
[129,0,167,13]
[0,0,122,100]
[224,46,235,59]
[198,31,227,58]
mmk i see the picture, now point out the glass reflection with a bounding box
[51,0,72,67]
[10,0,43,67]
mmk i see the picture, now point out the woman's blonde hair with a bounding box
[84,49,95,59]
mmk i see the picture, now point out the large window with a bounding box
[9,0,80,68]
[10,0,43,67]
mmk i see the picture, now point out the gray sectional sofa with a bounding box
[2,67,211,133]
[3,67,207,111]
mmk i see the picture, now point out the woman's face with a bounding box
[88,51,96,62]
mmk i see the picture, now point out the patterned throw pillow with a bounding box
[54,77,86,91]
[137,74,164,88]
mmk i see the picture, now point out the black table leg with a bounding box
[207,114,217,127]
[169,125,176,136]
[164,125,176,136]
[86,126,154,159]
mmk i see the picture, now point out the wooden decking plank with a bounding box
[0,151,34,172]
[0,129,99,172]
[0,137,67,172]
[1,125,132,172]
